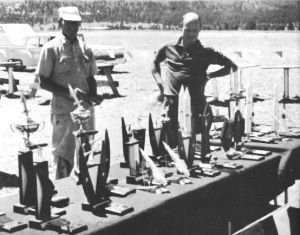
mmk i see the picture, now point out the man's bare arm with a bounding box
[40,75,70,97]
[207,62,238,79]
[151,61,164,92]
[87,75,103,105]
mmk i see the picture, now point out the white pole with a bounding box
[8,67,14,94]
[178,86,185,132]
[244,79,253,135]
[183,88,191,136]
[273,84,280,133]
[212,78,218,100]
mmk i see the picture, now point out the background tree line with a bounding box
[0,0,299,30]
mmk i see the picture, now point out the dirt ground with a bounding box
[0,50,165,197]
[0,49,299,208]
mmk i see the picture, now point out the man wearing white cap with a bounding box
[37,6,102,179]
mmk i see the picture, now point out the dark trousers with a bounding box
[165,95,213,148]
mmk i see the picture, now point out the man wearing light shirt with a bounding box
[37,6,102,179]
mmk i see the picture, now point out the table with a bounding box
[261,64,300,102]
[96,62,121,97]
[0,61,20,96]
[210,137,300,200]
[0,151,283,235]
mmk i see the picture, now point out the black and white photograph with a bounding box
[0,0,299,234]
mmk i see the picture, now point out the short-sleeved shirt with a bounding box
[37,33,97,115]
[154,37,234,107]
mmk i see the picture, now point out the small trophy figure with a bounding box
[68,84,98,183]
[11,92,46,151]
[68,84,93,135]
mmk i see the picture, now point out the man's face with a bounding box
[62,20,81,42]
[182,20,200,46]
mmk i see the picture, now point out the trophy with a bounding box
[125,136,145,184]
[29,161,86,234]
[163,142,193,184]
[178,86,192,136]
[177,86,195,167]
[79,131,134,215]
[121,117,147,168]
[13,150,69,216]
[194,105,221,177]
[11,93,68,215]
[148,114,172,167]
[68,84,96,135]
[68,84,98,184]
[233,110,245,150]
[120,117,132,168]
[198,104,212,165]
[137,149,170,194]
[217,117,243,169]
[10,92,46,151]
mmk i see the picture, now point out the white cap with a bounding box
[59,7,81,22]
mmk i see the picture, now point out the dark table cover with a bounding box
[210,138,300,191]
[0,152,282,235]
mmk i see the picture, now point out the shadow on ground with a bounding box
[0,171,18,189]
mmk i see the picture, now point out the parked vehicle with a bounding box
[0,24,126,72]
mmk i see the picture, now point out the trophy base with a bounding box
[76,130,98,138]
[82,200,133,216]
[51,195,70,208]
[28,214,61,230]
[195,168,221,177]
[105,203,134,216]
[46,218,88,234]
[249,137,275,143]
[108,185,136,197]
[137,185,170,194]
[240,154,265,161]
[169,176,193,185]
[13,204,35,215]
[189,168,203,178]
[51,208,67,217]
[245,149,272,156]
[0,213,28,233]
[82,198,111,212]
[28,143,48,151]
[126,175,145,185]
[120,162,129,168]
[216,162,243,169]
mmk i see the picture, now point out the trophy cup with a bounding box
[11,93,46,151]
[11,93,66,215]
[68,84,97,136]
